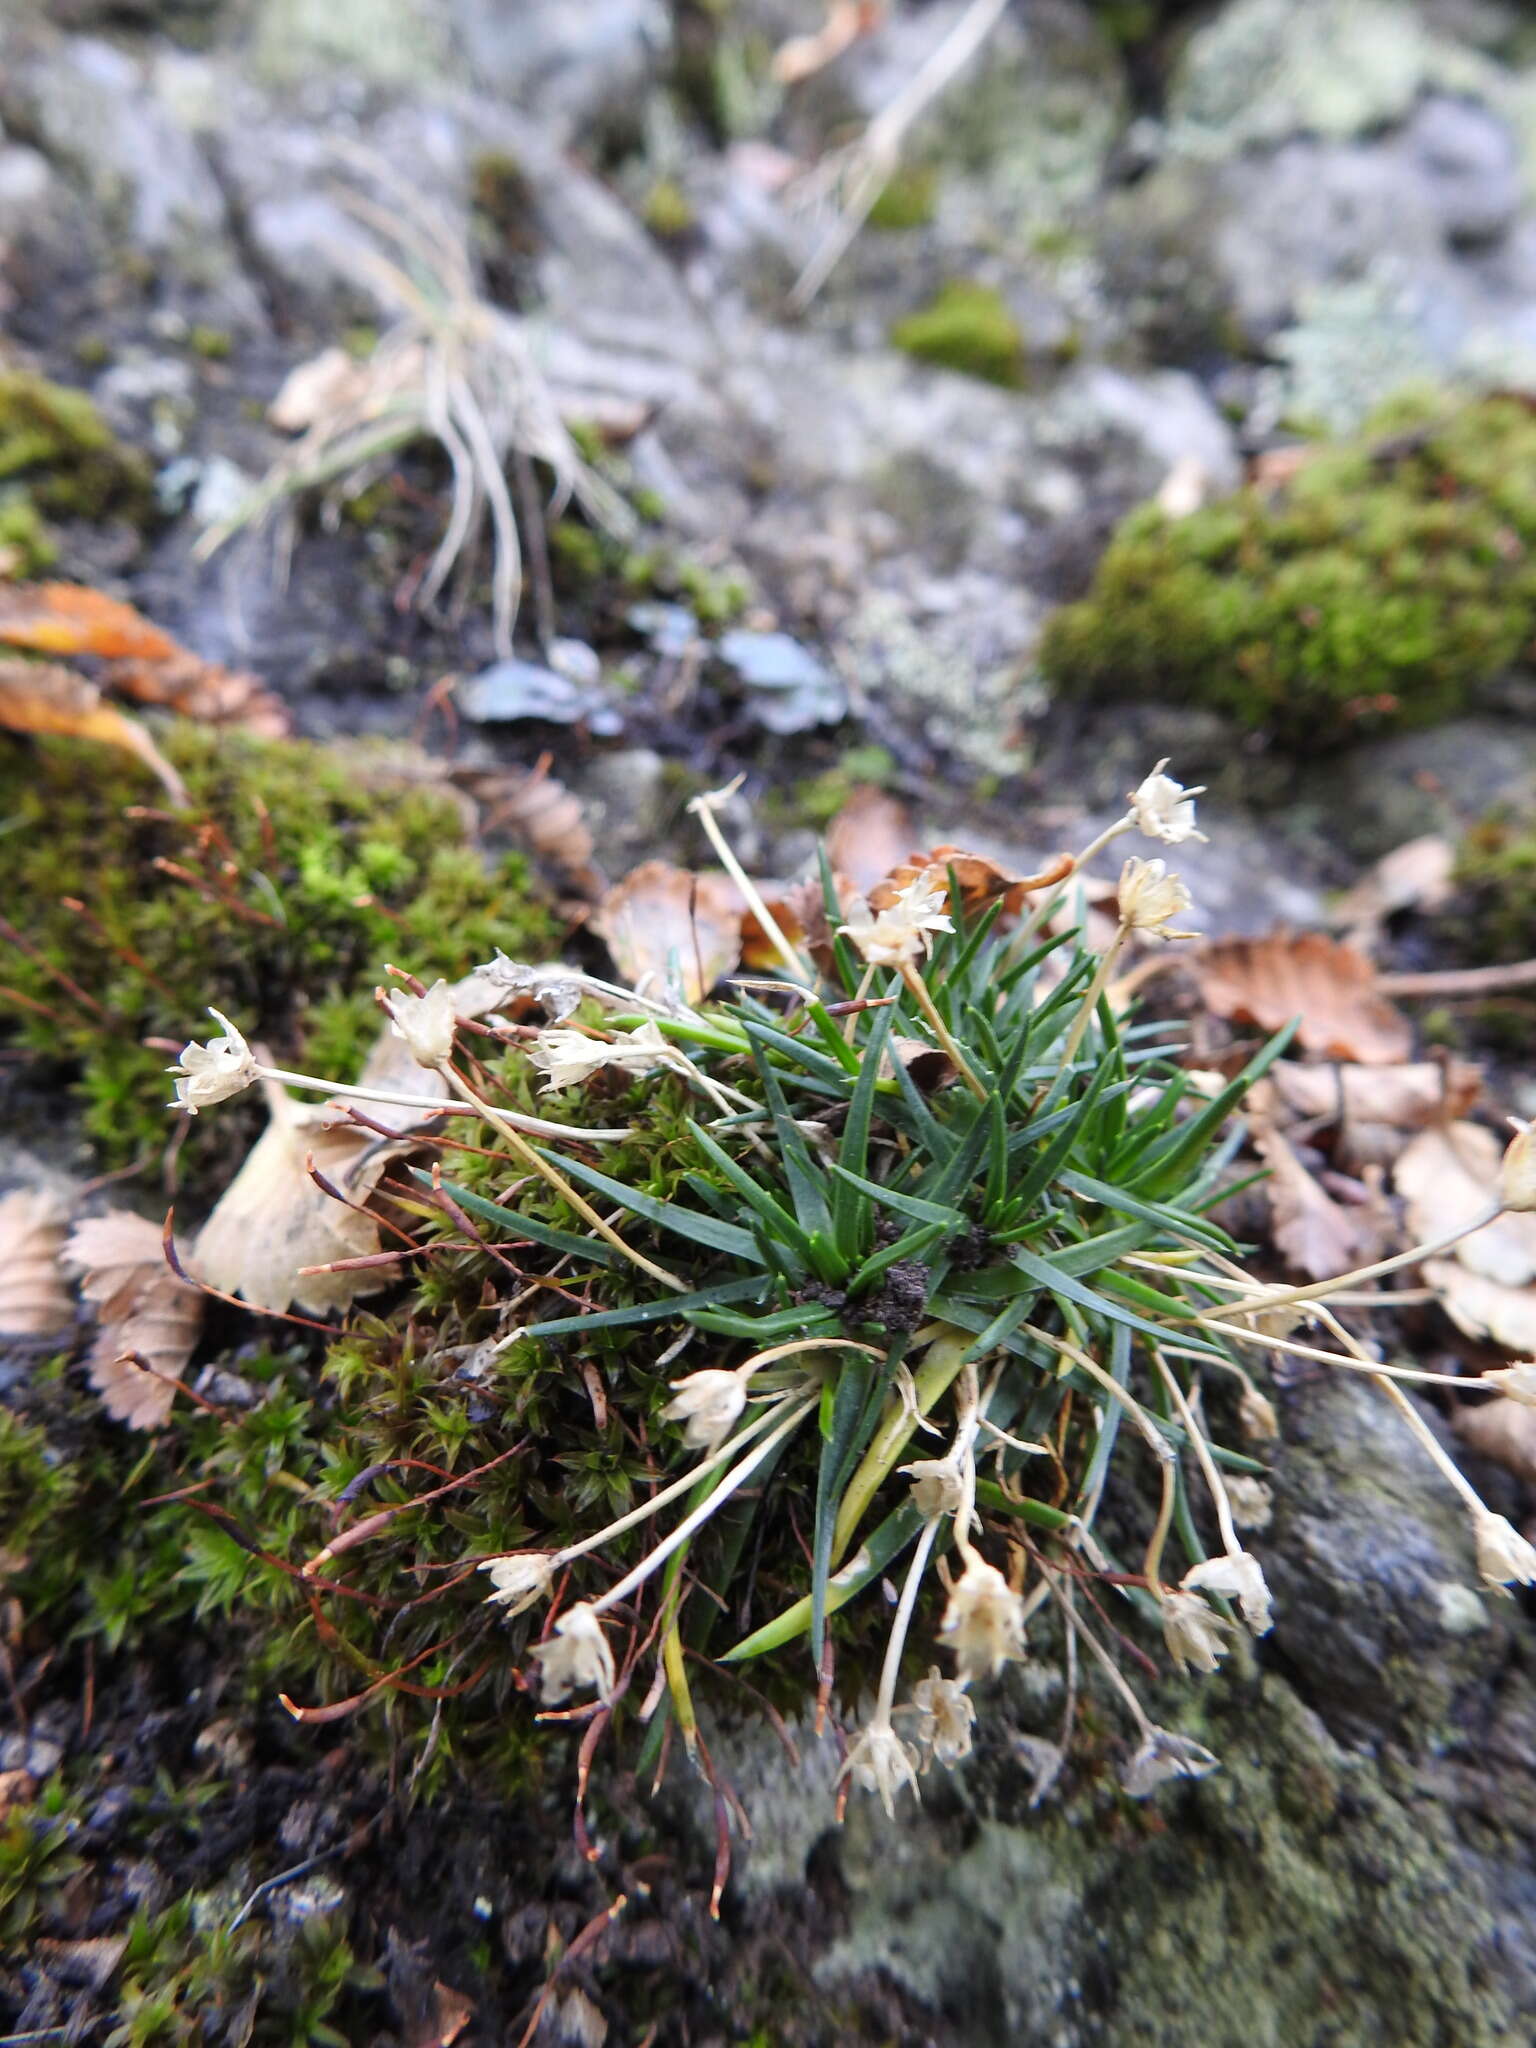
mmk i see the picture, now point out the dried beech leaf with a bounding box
[1270,1058,1481,1130]
[0,1189,71,1336]
[0,581,179,662]
[1252,1120,1376,1281]
[1396,1122,1536,1287]
[461,760,598,895]
[594,861,743,1003]
[0,658,188,804]
[1453,1396,1536,1485]
[826,785,914,899]
[191,1084,396,1315]
[872,843,1072,923]
[103,650,290,738]
[1331,834,1455,949]
[1194,931,1412,1064]
[62,1210,203,1429]
[1424,1260,1536,1355]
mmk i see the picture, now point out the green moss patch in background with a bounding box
[1039,393,1536,748]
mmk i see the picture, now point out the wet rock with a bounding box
[453,0,672,151]
[456,657,625,736]
[716,627,847,734]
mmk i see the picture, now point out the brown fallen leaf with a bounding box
[104,650,290,739]
[1252,1114,1377,1281]
[0,1188,71,1337]
[0,657,188,804]
[267,345,369,434]
[62,1210,204,1429]
[1427,1259,1536,1356]
[1453,1395,1536,1486]
[1270,1057,1481,1130]
[871,844,1074,922]
[1331,834,1456,950]
[593,861,744,1004]
[0,580,179,662]
[458,757,599,898]
[1194,931,1412,1064]
[826,786,914,900]
[772,0,884,84]
[1395,1121,1536,1287]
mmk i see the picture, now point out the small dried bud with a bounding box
[1120,1726,1220,1799]
[1181,1549,1273,1636]
[1472,1509,1536,1592]
[661,1367,747,1453]
[1117,857,1198,942]
[911,1668,976,1767]
[839,1716,921,1819]
[479,1552,557,1617]
[1127,760,1208,846]
[530,1603,615,1702]
[383,979,457,1069]
[1226,1476,1273,1531]
[939,1554,1027,1683]
[899,1452,966,1522]
[1500,1120,1536,1212]
[1482,1361,1536,1406]
[526,1020,672,1094]
[840,874,954,970]
[1159,1591,1236,1675]
[1239,1384,1280,1441]
[168,1008,259,1113]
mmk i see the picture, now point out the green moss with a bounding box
[642,176,697,240]
[0,492,56,575]
[867,164,938,231]
[1040,394,1536,748]
[187,324,233,360]
[0,726,556,1175]
[891,282,1025,388]
[1452,809,1536,960]
[0,366,151,524]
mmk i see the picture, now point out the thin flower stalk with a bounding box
[1212,1204,1505,1322]
[897,959,988,1103]
[1152,1352,1241,1558]
[687,779,810,984]
[832,1328,973,1564]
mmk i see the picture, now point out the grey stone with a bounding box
[452,0,671,149]
[716,628,847,734]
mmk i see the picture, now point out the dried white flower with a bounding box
[383,979,457,1069]
[840,875,954,969]
[167,1008,259,1113]
[1128,760,1208,846]
[1226,1476,1274,1531]
[1239,1384,1280,1441]
[479,1552,557,1618]
[1500,1120,1536,1213]
[530,1603,615,1703]
[1120,1726,1220,1799]
[1117,857,1198,942]
[911,1668,976,1767]
[1159,1591,1236,1675]
[1472,1509,1536,1592]
[1181,1549,1273,1636]
[662,1367,747,1453]
[477,953,584,1022]
[899,1451,966,1522]
[939,1555,1027,1683]
[840,1716,921,1819]
[1482,1362,1536,1407]
[526,1020,672,1094]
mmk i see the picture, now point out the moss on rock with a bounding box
[0,365,151,543]
[0,725,556,1174]
[1040,394,1536,749]
[891,282,1026,389]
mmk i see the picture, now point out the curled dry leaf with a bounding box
[1251,1113,1378,1282]
[0,580,179,662]
[458,757,599,898]
[104,651,290,739]
[1194,931,1412,1065]
[826,785,914,900]
[0,1188,72,1337]
[190,1080,399,1315]
[62,1210,203,1429]
[1331,834,1456,950]
[594,861,743,1004]
[1270,1058,1481,1130]
[872,844,1071,923]
[1424,1261,1536,1355]
[0,657,188,805]
[1395,1121,1536,1287]
[1453,1395,1536,1487]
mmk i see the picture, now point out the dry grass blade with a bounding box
[594,861,744,1005]
[198,164,636,659]
[0,657,188,804]
[62,1210,204,1429]
[1194,931,1412,1064]
[0,1188,72,1337]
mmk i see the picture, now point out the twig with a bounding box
[1375,957,1536,998]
